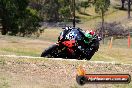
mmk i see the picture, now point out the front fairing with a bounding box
[59,28,83,40]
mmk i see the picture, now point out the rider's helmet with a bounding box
[65,26,72,30]
[89,30,95,36]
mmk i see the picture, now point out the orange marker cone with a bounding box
[128,33,131,48]
[109,37,113,49]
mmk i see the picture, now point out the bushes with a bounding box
[0,0,42,37]
[96,22,129,38]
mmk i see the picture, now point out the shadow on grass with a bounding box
[113,5,132,11]
[78,12,92,16]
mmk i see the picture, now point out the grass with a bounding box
[39,28,61,42]
[92,37,132,64]
[0,59,6,66]
[92,45,132,64]
[0,48,40,57]
[0,56,132,88]
[0,30,132,64]
[0,77,10,88]
[0,29,60,56]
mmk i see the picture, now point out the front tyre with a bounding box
[86,50,96,60]
[76,75,86,85]
[41,44,58,58]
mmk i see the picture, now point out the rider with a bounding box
[61,27,97,49]
[84,30,95,45]
[77,29,95,50]
[85,30,100,52]
[61,27,99,59]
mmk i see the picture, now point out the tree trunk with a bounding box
[101,9,105,44]
[54,0,59,22]
[121,0,125,9]
[1,28,7,35]
[1,19,8,35]
[128,0,131,19]
[84,8,86,14]
[73,0,75,27]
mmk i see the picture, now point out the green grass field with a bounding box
[0,28,132,64]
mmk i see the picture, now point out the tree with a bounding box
[58,0,73,22]
[94,0,110,43]
[38,0,60,22]
[0,0,42,36]
[120,0,131,19]
[128,0,131,18]
[121,0,125,9]
[18,8,42,37]
[39,0,78,22]
[96,22,128,38]
[80,0,91,13]
[0,0,20,35]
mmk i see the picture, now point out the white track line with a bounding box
[0,55,42,58]
[0,55,132,66]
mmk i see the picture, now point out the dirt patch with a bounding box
[0,56,132,88]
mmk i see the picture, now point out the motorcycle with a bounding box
[41,27,101,60]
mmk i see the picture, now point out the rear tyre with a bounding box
[41,44,58,57]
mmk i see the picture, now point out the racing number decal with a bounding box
[66,32,77,40]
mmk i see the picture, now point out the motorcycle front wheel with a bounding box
[41,44,59,58]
